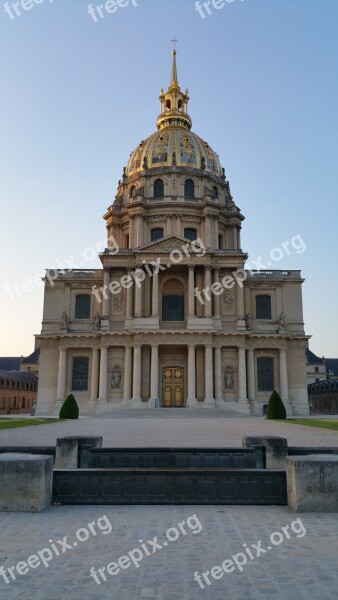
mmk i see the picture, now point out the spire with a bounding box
[170,37,179,85]
[157,42,192,132]
[170,49,178,86]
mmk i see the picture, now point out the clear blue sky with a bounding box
[0,0,337,357]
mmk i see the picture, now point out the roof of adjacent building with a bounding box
[306,348,325,365]
[21,348,40,364]
[0,370,38,385]
[0,357,21,371]
[325,359,338,376]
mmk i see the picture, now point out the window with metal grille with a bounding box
[75,294,91,319]
[154,179,164,197]
[162,295,184,321]
[255,295,272,320]
[72,357,89,391]
[151,228,164,241]
[184,228,197,241]
[257,357,274,391]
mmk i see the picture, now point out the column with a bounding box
[90,348,99,401]
[232,226,238,249]
[166,216,172,236]
[99,347,108,401]
[276,284,282,317]
[247,349,256,401]
[204,345,214,403]
[136,215,143,247]
[279,348,289,402]
[129,216,135,248]
[102,269,110,317]
[123,346,132,402]
[126,270,133,318]
[205,216,211,246]
[225,227,230,249]
[204,266,212,317]
[188,266,195,317]
[134,268,143,317]
[56,348,67,401]
[238,347,247,401]
[214,346,223,402]
[214,217,219,250]
[132,345,142,402]
[213,268,221,319]
[237,228,241,250]
[176,216,181,236]
[237,282,245,328]
[151,270,159,317]
[187,344,196,404]
[150,345,159,402]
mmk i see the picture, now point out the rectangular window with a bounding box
[256,295,272,320]
[72,357,89,391]
[75,294,91,319]
[257,357,274,391]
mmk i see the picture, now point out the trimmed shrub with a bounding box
[59,394,79,419]
[266,390,286,420]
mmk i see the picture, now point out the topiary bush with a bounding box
[266,390,286,420]
[59,394,79,419]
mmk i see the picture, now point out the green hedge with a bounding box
[266,390,286,419]
[59,394,79,419]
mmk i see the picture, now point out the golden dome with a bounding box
[125,48,223,178]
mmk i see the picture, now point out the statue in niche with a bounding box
[244,313,253,331]
[94,312,101,330]
[224,368,234,390]
[60,311,68,331]
[278,312,286,332]
[223,292,234,313]
[112,369,122,389]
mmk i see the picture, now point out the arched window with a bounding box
[218,234,224,249]
[162,295,184,321]
[151,228,164,242]
[212,186,218,199]
[184,228,197,241]
[165,99,171,110]
[129,186,136,198]
[184,179,195,198]
[255,295,272,320]
[75,294,91,319]
[72,357,89,391]
[154,179,164,198]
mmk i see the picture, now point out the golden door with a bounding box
[162,367,184,407]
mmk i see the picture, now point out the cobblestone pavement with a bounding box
[0,505,338,600]
[0,411,338,448]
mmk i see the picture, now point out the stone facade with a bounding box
[35,50,310,417]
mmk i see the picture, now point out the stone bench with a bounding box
[55,436,103,469]
[242,436,288,469]
[286,454,338,512]
[0,453,53,512]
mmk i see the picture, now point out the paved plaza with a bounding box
[1,411,338,448]
[1,413,338,599]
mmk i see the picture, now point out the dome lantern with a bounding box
[157,45,192,132]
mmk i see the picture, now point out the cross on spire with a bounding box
[171,37,178,51]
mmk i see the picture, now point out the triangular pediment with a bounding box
[137,235,205,253]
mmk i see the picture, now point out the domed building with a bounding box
[36,49,310,416]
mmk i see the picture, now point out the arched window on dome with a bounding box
[129,186,136,198]
[211,186,218,199]
[184,228,197,241]
[154,179,164,198]
[178,99,183,111]
[165,99,171,111]
[184,179,195,198]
